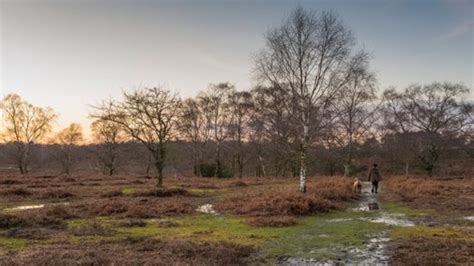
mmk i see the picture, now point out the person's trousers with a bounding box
[371,181,379,193]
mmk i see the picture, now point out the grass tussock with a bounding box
[1,188,32,196]
[133,187,190,197]
[40,189,74,199]
[72,221,114,236]
[117,219,147,227]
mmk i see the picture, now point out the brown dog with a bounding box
[353,178,362,194]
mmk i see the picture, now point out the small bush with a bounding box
[200,162,233,178]
[2,188,32,196]
[0,214,26,228]
[133,187,189,197]
[231,181,248,187]
[45,205,77,219]
[40,190,74,199]
[93,201,128,216]
[73,221,113,236]
[118,219,146,227]
[0,179,23,185]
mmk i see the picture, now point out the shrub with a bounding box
[0,214,26,228]
[200,162,233,178]
[93,201,128,216]
[0,180,23,185]
[2,188,32,196]
[40,190,74,199]
[118,219,146,227]
[73,221,113,236]
[133,187,190,197]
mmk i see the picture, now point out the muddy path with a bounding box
[273,182,416,265]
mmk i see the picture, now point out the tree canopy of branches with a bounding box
[381,82,472,175]
[228,90,254,178]
[177,97,214,177]
[198,83,235,178]
[91,117,125,175]
[55,123,84,175]
[92,87,180,187]
[333,51,378,176]
[0,94,56,174]
[255,7,361,192]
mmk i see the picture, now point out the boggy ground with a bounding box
[0,173,471,265]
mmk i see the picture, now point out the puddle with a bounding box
[352,232,390,265]
[327,218,353,223]
[276,183,414,265]
[196,204,218,214]
[7,204,45,211]
[5,202,70,212]
[363,212,414,227]
[277,256,335,265]
[464,216,474,221]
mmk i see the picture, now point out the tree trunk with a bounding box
[156,144,167,187]
[299,123,308,193]
[145,153,152,176]
[257,153,266,177]
[156,161,163,187]
[238,155,243,178]
[299,144,307,193]
[215,141,221,178]
[18,149,25,175]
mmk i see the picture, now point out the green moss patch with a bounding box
[391,226,474,241]
[0,236,30,250]
[115,214,296,246]
[380,202,433,218]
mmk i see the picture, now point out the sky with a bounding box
[1,0,473,139]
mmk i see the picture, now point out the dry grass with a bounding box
[390,236,474,265]
[383,176,474,214]
[216,176,357,217]
[0,239,255,265]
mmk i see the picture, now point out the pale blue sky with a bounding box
[1,0,473,136]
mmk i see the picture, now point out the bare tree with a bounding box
[255,7,356,192]
[55,123,84,175]
[381,82,472,175]
[178,98,213,176]
[0,94,56,174]
[228,90,253,178]
[199,83,234,178]
[91,116,125,175]
[333,51,378,176]
[250,86,294,177]
[93,87,180,187]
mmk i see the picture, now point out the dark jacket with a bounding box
[368,168,382,182]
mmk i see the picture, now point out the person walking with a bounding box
[368,164,382,194]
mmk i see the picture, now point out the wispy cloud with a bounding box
[439,20,473,41]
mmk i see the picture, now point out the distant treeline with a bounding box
[0,134,472,178]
